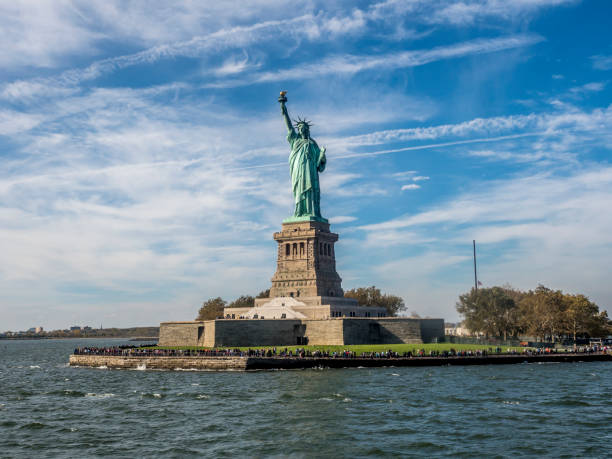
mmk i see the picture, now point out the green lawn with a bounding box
[148,343,529,354]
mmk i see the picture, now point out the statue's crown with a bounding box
[293,116,312,128]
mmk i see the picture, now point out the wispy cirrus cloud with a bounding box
[428,0,577,25]
[208,34,543,87]
[336,104,612,148]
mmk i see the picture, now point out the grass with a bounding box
[147,343,530,354]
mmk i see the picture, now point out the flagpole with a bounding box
[473,240,478,292]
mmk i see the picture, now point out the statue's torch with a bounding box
[278,90,287,104]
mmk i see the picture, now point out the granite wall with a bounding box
[302,319,344,345]
[418,319,445,343]
[213,319,304,347]
[342,318,422,345]
[158,317,445,347]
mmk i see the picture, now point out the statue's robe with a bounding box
[287,130,326,218]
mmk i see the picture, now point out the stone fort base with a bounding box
[158,317,444,348]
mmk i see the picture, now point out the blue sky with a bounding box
[1,0,611,330]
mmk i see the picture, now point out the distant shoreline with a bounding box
[0,336,158,341]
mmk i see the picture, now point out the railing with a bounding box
[73,346,611,359]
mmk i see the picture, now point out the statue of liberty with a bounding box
[278,91,327,222]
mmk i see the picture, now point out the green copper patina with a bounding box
[279,92,328,223]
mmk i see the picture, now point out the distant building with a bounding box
[70,326,81,331]
[83,326,92,331]
[445,322,481,337]
[35,326,43,333]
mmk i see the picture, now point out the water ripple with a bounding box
[1,339,612,458]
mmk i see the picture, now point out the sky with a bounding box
[1,0,611,331]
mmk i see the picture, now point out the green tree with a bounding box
[196,297,226,320]
[227,295,255,309]
[563,294,607,340]
[256,289,270,299]
[344,286,406,317]
[456,286,521,339]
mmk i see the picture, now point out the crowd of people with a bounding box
[73,345,611,359]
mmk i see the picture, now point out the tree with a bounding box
[227,295,255,309]
[344,286,406,317]
[196,297,226,320]
[456,286,521,339]
[518,285,566,342]
[563,294,607,340]
[256,289,270,299]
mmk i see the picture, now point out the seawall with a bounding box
[69,353,612,371]
[69,354,248,370]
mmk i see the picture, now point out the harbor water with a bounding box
[1,339,611,458]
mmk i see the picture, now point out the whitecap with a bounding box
[153,393,162,398]
[85,393,115,398]
[96,365,108,370]
[191,383,200,386]
[136,364,146,371]
[319,397,333,402]
[391,373,400,376]
[29,365,41,369]
[64,378,70,381]
[70,428,78,432]
[334,393,342,397]
[503,401,520,405]
[196,395,209,399]
[343,397,352,402]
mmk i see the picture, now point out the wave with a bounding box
[20,422,46,430]
[140,392,163,399]
[85,392,115,398]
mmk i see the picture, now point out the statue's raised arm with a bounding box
[278,91,294,134]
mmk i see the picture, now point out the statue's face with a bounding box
[297,123,310,138]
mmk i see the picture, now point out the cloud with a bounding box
[214,34,543,87]
[213,54,260,76]
[569,81,606,94]
[591,54,612,71]
[0,9,369,98]
[0,110,44,135]
[412,176,430,181]
[329,215,357,224]
[362,166,612,236]
[401,184,421,190]
[355,164,612,317]
[338,104,612,149]
[466,149,561,163]
[428,0,577,26]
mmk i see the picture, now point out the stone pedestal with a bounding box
[227,220,387,320]
[268,220,343,299]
